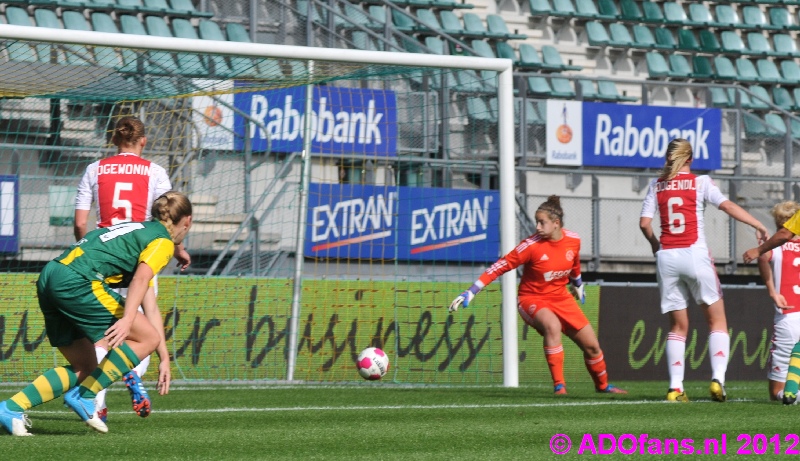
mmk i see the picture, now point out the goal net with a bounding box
[0,25,593,388]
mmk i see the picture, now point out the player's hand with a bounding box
[743,248,760,264]
[756,226,769,244]
[157,360,171,395]
[175,245,191,271]
[105,316,134,349]
[574,284,585,304]
[449,290,475,312]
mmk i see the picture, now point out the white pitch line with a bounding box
[28,399,755,416]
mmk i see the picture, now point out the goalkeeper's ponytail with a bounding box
[659,138,693,182]
[537,195,564,226]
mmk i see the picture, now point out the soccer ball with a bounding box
[357,347,389,380]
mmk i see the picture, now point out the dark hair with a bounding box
[152,191,192,240]
[536,195,563,225]
[111,116,145,148]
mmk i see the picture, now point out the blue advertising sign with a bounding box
[233,84,397,156]
[305,184,500,262]
[581,102,722,170]
[398,188,500,262]
[306,183,398,260]
[0,175,19,254]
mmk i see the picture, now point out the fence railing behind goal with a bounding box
[0,24,563,387]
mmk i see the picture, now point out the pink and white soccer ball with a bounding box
[357,347,389,380]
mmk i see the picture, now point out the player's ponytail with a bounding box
[770,200,800,229]
[152,191,192,240]
[659,138,693,182]
[536,195,564,226]
[111,116,145,148]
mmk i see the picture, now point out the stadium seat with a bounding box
[699,30,722,53]
[597,79,637,101]
[632,25,658,49]
[495,41,517,63]
[577,79,598,99]
[540,45,582,71]
[736,58,760,82]
[463,13,506,39]
[486,15,527,39]
[742,112,767,137]
[608,23,634,48]
[351,31,377,51]
[57,10,101,66]
[721,31,746,54]
[456,69,491,93]
[756,59,785,83]
[709,87,731,107]
[551,0,579,17]
[518,43,543,70]
[677,29,700,52]
[769,7,800,31]
[781,60,800,81]
[367,6,387,28]
[575,0,601,19]
[33,9,76,65]
[743,6,780,30]
[197,19,258,75]
[641,1,665,24]
[619,0,644,22]
[345,3,383,30]
[713,56,738,80]
[792,118,800,139]
[550,76,576,98]
[663,2,689,25]
[688,4,721,27]
[585,21,610,47]
[772,86,796,110]
[169,0,213,17]
[471,39,496,58]
[439,10,466,36]
[296,0,324,25]
[4,7,39,62]
[174,18,232,77]
[668,54,693,79]
[424,36,446,55]
[527,76,554,96]
[120,15,178,74]
[764,113,787,136]
[654,28,676,50]
[529,0,555,16]
[596,0,619,19]
[714,5,741,28]
[773,34,800,56]
[645,52,678,78]
[392,10,417,34]
[747,33,780,56]
[145,16,207,75]
[692,56,715,79]
[466,97,497,123]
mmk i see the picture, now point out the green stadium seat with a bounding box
[688,4,720,27]
[577,79,598,99]
[32,9,71,64]
[586,21,610,47]
[692,56,714,79]
[120,14,178,74]
[424,36,446,54]
[174,18,232,76]
[781,60,800,81]
[668,54,692,78]
[774,34,800,56]
[439,10,466,36]
[429,0,474,10]
[663,2,688,25]
[768,7,800,30]
[529,0,555,16]
[400,35,424,54]
[756,59,785,83]
[367,6,387,27]
[713,56,738,80]
[742,112,767,137]
[764,113,787,136]
[551,0,578,17]
[486,15,527,39]
[540,45,582,71]
[654,28,676,50]
[677,29,700,51]
[4,7,39,62]
[462,13,506,39]
[471,39,496,58]
[466,98,497,123]
[641,1,665,24]
[699,30,722,53]
[721,31,746,54]
[414,9,441,33]
[575,0,600,19]
[791,118,800,140]
[645,52,674,78]
[743,6,781,30]
[518,43,542,69]
[495,41,517,63]
[146,16,207,75]
[392,10,417,33]
[598,79,637,101]
[619,0,644,22]
[456,69,491,93]
[714,5,741,28]
[169,0,213,17]
[197,19,258,75]
[550,76,576,98]
[296,0,324,25]
[226,23,252,43]
[745,85,772,110]
[736,58,760,82]
[746,33,779,56]
[709,87,730,107]
[632,25,658,49]
[596,0,619,19]
[351,31,378,51]
[772,86,795,110]
[527,76,554,96]
[57,10,100,66]
[608,23,634,48]
[344,3,383,30]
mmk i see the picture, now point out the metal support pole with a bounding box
[287,63,315,382]
[785,113,793,200]
[249,0,258,43]
[591,175,600,272]
[497,65,518,388]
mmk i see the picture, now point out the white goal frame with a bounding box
[0,24,520,387]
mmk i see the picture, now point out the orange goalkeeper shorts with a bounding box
[517,295,590,333]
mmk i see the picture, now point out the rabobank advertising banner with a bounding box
[306,184,500,262]
[546,101,722,170]
[0,175,19,254]
[233,84,397,156]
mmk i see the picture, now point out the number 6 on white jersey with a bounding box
[667,197,685,234]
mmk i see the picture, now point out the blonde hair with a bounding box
[536,195,564,225]
[659,138,693,182]
[770,200,800,229]
[111,116,145,148]
[152,191,192,240]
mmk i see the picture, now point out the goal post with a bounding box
[0,24,522,386]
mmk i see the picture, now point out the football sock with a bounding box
[134,353,152,379]
[94,346,108,410]
[7,366,78,412]
[666,333,686,390]
[584,352,608,390]
[544,345,565,386]
[783,343,800,397]
[79,342,141,400]
[709,330,730,385]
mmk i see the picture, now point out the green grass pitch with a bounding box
[3,381,799,459]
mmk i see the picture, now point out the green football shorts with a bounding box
[37,261,124,347]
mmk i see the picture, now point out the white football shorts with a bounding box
[768,313,800,382]
[656,246,721,313]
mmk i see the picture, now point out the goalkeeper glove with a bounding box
[572,276,585,304]
[449,284,481,312]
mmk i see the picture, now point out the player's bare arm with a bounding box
[638,216,660,254]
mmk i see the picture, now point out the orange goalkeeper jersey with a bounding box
[477,230,581,298]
